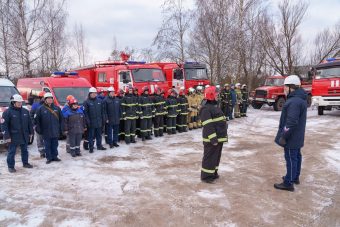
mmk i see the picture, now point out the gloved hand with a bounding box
[279,137,286,146]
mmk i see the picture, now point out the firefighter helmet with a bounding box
[69,98,78,105]
[97,88,104,93]
[66,95,75,103]
[38,91,46,97]
[205,85,210,88]
[235,83,241,88]
[204,86,217,101]
[224,83,229,87]
[284,75,301,86]
[142,86,149,93]
[44,92,53,99]
[89,87,97,93]
[179,88,185,96]
[196,86,203,90]
[11,94,24,102]
[107,87,115,92]
[242,84,247,88]
[168,88,176,96]
[188,87,195,93]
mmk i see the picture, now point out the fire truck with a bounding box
[250,75,312,111]
[152,62,210,91]
[0,78,32,145]
[17,72,92,107]
[72,59,169,95]
[311,58,340,115]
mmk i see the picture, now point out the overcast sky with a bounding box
[66,0,340,61]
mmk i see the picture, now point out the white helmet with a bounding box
[196,86,203,90]
[235,83,241,87]
[284,75,301,86]
[107,87,115,92]
[44,92,53,99]
[89,87,97,93]
[205,85,210,88]
[242,84,247,88]
[180,86,185,90]
[216,85,221,89]
[11,94,24,102]
[188,87,195,93]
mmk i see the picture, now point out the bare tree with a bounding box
[259,0,308,75]
[310,21,340,64]
[73,23,88,66]
[0,0,13,78]
[153,0,191,62]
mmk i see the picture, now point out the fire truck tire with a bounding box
[318,106,324,115]
[274,97,285,111]
[251,102,263,109]
[307,94,312,107]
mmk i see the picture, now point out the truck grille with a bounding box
[255,90,267,97]
[328,89,340,94]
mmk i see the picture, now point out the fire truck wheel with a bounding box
[318,106,324,115]
[307,94,312,107]
[251,102,263,109]
[274,97,285,111]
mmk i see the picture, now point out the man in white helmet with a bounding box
[2,94,34,172]
[274,75,307,192]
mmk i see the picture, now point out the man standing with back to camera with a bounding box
[274,75,307,192]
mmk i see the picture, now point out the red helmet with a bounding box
[69,98,78,105]
[66,95,75,103]
[204,86,218,101]
[142,86,149,93]
[179,88,185,96]
[168,89,176,96]
[97,88,104,93]
[38,91,46,97]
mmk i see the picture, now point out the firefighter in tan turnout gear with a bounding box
[234,83,242,118]
[199,86,228,183]
[187,87,198,130]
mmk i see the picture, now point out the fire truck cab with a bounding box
[250,75,312,111]
[72,60,168,95]
[311,58,340,115]
[17,72,92,107]
[153,62,210,92]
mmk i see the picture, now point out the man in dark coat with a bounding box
[103,87,121,148]
[30,91,45,158]
[274,75,307,192]
[35,93,64,164]
[138,86,154,141]
[152,87,166,137]
[2,94,34,172]
[83,87,107,153]
[165,89,179,135]
[199,86,228,183]
[121,86,139,144]
[229,84,236,120]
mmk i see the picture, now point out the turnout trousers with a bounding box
[124,119,136,144]
[201,143,223,180]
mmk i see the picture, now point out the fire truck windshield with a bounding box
[316,67,340,79]
[264,78,284,86]
[132,68,166,82]
[184,68,208,80]
[53,87,90,106]
[0,86,20,106]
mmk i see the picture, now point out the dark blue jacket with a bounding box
[30,100,43,123]
[230,89,237,106]
[103,96,121,125]
[64,107,86,134]
[35,103,64,139]
[61,104,71,118]
[83,96,106,128]
[275,88,307,149]
[2,104,33,145]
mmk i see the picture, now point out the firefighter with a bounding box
[63,98,86,157]
[83,87,107,153]
[62,95,75,153]
[196,86,204,127]
[2,94,34,173]
[274,75,307,192]
[103,87,121,148]
[187,87,198,130]
[117,89,125,142]
[241,84,249,117]
[161,89,168,133]
[138,86,154,141]
[229,84,236,120]
[35,93,63,164]
[153,87,166,137]
[165,89,178,134]
[133,87,141,138]
[97,88,105,101]
[177,87,189,133]
[220,84,231,120]
[30,91,45,158]
[199,86,228,183]
[234,83,242,118]
[121,86,139,144]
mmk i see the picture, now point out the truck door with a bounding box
[173,68,184,90]
[118,70,133,91]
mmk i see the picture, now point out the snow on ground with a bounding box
[0,107,340,226]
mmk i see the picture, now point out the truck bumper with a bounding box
[249,97,276,103]
[312,96,340,107]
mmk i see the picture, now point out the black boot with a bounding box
[97,146,107,150]
[8,167,16,173]
[274,182,294,192]
[110,144,115,148]
[282,176,300,185]
[89,148,94,153]
[201,177,215,184]
[83,142,89,150]
[23,163,33,168]
[113,143,119,147]
[53,157,61,162]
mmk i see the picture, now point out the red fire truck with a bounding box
[17,72,92,107]
[311,58,340,115]
[250,75,312,111]
[152,62,210,91]
[72,60,169,95]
